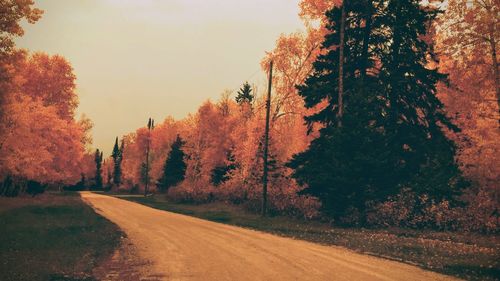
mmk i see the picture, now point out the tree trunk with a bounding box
[262,60,273,217]
[338,2,346,128]
[488,29,500,126]
[144,138,150,196]
[361,1,373,81]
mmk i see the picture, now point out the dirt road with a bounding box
[81,192,458,281]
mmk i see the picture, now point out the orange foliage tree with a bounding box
[433,0,500,231]
[437,0,499,120]
[436,0,500,189]
[0,52,91,193]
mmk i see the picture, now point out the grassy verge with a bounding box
[0,192,122,281]
[114,194,499,281]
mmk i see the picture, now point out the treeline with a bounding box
[105,88,319,218]
[107,0,499,232]
[0,2,94,196]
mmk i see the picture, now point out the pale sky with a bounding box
[17,0,304,155]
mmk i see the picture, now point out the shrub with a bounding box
[457,187,499,233]
[26,180,45,196]
[366,187,499,233]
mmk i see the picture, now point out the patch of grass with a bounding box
[0,193,122,281]
[115,194,500,281]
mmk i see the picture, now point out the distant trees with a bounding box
[158,135,186,193]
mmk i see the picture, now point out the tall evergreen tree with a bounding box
[288,0,462,222]
[111,137,123,186]
[158,135,187,193]
[378,0,462,198]
[235,82,254,105]
[94,149,103,189]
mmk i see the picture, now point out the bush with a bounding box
[26,180,45,196]
[166,176,321,219]
[167,181,215,203]
[457,187,499,233]
[366,187,499,233]
[1,177,46,197]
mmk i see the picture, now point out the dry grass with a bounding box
[0,192,122,281]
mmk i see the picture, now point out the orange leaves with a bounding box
[436,0,500,189]
[14,52,78,120]
[299,0,340,26]
[0,51,87,185]
[0,95,85,184]
[437,0,499,67]
[0,0,42,52]
[260,4,329,163]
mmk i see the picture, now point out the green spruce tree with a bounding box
[378,0,462,199]
[158,135,187,193]
[235,82,254,105]
[211,150,237,186]
[288,0,462,222]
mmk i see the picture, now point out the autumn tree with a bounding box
[437,0,499,123]
[260,3,330,164]
[0,52,89,196]
[435,0,500,189]
[16,53,78,119]
[1,0,42,156]
[0,96,86,188]
[434,0,500,227]
[94,149,103,189]
[0,0,42,54]
[158,135,187,193]
[0,0,42,101]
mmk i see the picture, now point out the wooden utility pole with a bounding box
[262,60,273,217]
[144,118,154,196]
[338,2,346,128]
